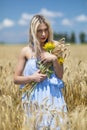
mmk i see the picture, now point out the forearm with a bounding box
[14,75,34,85]
[52,57,64,79]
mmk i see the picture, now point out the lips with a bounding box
[41,37,46,40]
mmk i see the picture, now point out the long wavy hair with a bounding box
[29,14,53,56]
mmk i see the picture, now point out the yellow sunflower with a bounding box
[43,42,56,52]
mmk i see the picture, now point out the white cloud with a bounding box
[18,9,63,26]
[76,14,87,22]
[62,18,72,26]
[18,13,33,26]
[3,19,14,27]
[22,13,33,20]
[40,8,63,18]
[0,18,15,29]
[18,19,28,26]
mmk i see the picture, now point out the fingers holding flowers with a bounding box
[31,70,47,82]
[40,52,57,64]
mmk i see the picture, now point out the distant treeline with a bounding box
[53,32,87,44]
[0,32,87,44]
[0,42,5,44]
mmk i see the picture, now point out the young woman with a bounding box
[14,14,67,129]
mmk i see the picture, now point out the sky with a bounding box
[0,0,87,44]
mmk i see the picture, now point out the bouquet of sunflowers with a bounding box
[20,38,70,97]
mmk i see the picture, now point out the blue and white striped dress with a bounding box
[20,57,67,129]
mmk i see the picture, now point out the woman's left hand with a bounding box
[40,52,57,64]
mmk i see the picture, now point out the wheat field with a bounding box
[0,44,87,130]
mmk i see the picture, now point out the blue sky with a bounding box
[0,0,87,43]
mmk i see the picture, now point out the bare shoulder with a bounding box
[21,46,30,53]
[20,45,32,59]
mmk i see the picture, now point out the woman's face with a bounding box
[37,23,49,45]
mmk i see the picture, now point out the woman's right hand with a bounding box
[31,70,47,82]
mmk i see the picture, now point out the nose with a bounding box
[42,30,46,36]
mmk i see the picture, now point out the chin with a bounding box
[41,39,47,43]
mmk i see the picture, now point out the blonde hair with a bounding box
[29,14,53,55]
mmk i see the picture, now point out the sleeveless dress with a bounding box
[20,57,67,130]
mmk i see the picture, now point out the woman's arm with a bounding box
[14,47,47,85]
[14,47,31,84]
